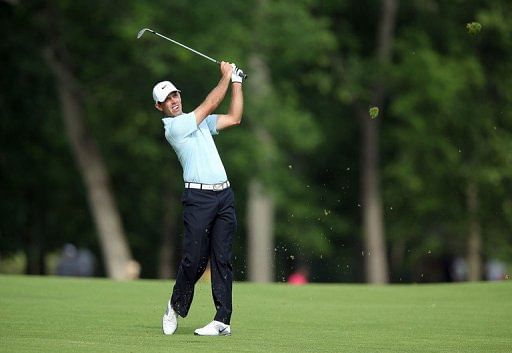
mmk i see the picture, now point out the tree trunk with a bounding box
[247,179,275,282]
[42,7,136,279]
[359,0,398,283]
[245,28,276,282]
[360,115,389,283]
[245,0,276,284]
[466,180,482,281]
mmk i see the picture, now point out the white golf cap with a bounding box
[152,80,181,103]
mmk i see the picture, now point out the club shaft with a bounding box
[152,31,220,65]
[139,28,247,79]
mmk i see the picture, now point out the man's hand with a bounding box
[220,61,233,79]
[231,63,244,84]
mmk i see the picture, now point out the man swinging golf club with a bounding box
[155,61,244,336]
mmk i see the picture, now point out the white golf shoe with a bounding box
[194,320,231,336]
[162,300,178,335]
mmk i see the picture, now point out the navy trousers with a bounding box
[171,187,236,324]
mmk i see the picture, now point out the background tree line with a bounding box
[1,0,511,283]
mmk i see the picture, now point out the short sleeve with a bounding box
[205,114,218,135]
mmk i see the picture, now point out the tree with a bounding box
[325,0,398,283]
[358,0,398,284]
[383,0,512,282]
[41,1,136,279]
[3,0,511,283]
[0,0,96,274]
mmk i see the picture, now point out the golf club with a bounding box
[137,28,247,80]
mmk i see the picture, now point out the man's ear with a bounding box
[155,102,163,112]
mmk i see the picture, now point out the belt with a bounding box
[184,181,230,191]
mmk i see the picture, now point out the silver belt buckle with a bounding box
[213,183,222,191]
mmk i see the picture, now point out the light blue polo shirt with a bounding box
[162,112,228,184]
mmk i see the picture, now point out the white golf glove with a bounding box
[231,63,244,84]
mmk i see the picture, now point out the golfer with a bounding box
[154,61,243,336]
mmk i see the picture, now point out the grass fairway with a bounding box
[0,275,510,352]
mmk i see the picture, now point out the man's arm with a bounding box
[193,61,232,126]
[216,82,243,131]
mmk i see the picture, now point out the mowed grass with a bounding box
[0,275,510,353]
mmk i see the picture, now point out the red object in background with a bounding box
[288,271,308,285]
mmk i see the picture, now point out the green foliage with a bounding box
[1,0,512,281]
[0,2,95,262]
[382,0,512,278]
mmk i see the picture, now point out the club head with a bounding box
[137,28,151,39]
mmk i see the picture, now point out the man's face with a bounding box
[155,91,182,117]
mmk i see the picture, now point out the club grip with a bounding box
[218,62,248,80]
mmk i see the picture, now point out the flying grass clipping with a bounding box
[369,106,379,119]
[466,22,482,35]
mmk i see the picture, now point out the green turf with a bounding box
[0,275,510,353]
